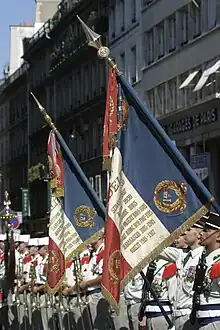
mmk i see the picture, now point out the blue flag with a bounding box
[48,131,105,263]
[105,74,220,289]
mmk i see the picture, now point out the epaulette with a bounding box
[65,260,73,269]
[43,263,48,274]
[162,263,177,279]
[210,262,220,280]
[23,255,32,264]
[81,256,90,265]
[96,250,104,264]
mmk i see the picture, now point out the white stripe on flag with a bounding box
[108,147,170,268]
[49,196,82,259]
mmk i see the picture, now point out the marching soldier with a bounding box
[193,211,220,329]
[159,219,205,330]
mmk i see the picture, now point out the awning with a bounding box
[179,71,199,89]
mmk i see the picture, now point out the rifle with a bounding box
[190,249,207,325]
[138,261,156,322]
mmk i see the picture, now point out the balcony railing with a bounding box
[0,62,29,94]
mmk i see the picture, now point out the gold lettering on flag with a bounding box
[49,196,82,260]
[108,148,170,270]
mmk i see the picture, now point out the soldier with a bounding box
[159,219,205,330]
[174,233,189,252]
[32,237,52,330]
[114,273,145,330]
[78,230,115,329]
[62,247,91,329]
[194,211,220,329]
[145,258,176,330]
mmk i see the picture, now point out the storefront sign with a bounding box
[190,153,210,182]
[165,109,218,135]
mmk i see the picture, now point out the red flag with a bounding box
[102,68,118,171]
[47,132,65,293]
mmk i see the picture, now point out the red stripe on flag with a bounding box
[103,69,118,171]
[47,238,65,291]
[102,215,121,311]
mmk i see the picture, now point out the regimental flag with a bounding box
[102,75,220,312]
[47,132,65,292]
[47,131,105,292]
[102,68,118,171]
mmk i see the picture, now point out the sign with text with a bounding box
[22,188,30,218]
[190,153,210,186]
[165,109,217,135]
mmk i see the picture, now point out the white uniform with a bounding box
[196,248,220,329]
[160,246,203,330]
[84,243,114,329]
[145,259,176,330]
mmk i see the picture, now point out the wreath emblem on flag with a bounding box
[154,180,187,214]
[48,249,60,273]
[74,205,96,228]
[108,250,121,284]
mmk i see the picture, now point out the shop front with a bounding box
[160,98,220,201]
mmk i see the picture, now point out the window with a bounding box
[167,15,176,52]
[180,8,189,45]
[130,46,137,83]
[95,175,102,200]
[155,84,166,117]
[157,22,165,58]
[190,0,201,38]
[111,5,116,37]
[205,0,216,30]
[146,89,155,114]
[120,0,125,31]
[145,29,154,65]
[89,177,94,188]
[120,52,125,74]
[84,65,89,101]
[131,0,136,22]
[167,78,177,112]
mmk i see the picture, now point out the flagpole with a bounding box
[76,16,220,216]
[77,17,175,329]
[30,92,106,220]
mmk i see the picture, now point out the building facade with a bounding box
[109,0,143,95]
[0,0,61,228]
[22,0,108,232]
[142,0,220,200]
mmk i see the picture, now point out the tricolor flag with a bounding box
[102,74,220,312]
[47,131,105,293]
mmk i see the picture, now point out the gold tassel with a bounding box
[109,133,117,150]
[103,156,112,172]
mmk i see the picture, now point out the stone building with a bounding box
[142,0,220,200]
[22,0,108,232]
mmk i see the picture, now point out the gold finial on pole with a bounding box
[77,15,121,75]
[30,92,57,131]
[4,191,11,214]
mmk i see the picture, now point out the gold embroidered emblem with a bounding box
[118,99,129,131]
[154,180,187,213]
[48,249,60,273]
[74,205,96,227]
[108,250,121,284]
